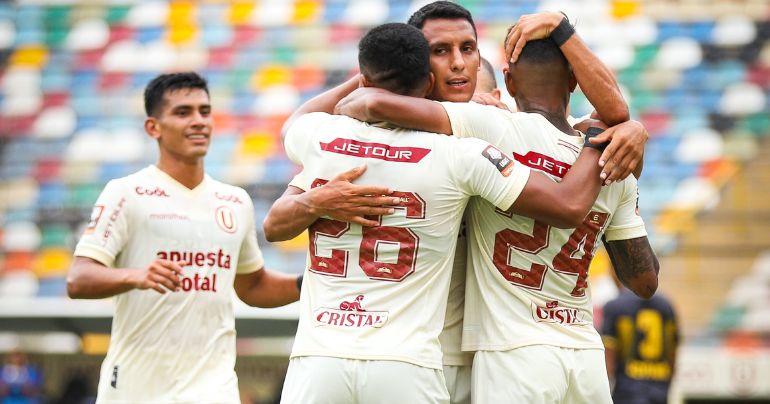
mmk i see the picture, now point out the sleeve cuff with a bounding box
[604,224,647,242]
[73,244,116,267]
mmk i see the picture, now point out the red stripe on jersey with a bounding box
[320,138,431,163]
[513,151,572,179]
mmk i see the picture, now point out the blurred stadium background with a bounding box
[0,0,769,402]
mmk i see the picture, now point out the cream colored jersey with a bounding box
[74,165,263,404]
[284,112,531,369]
[441,102,647,352]
[439,218,473,367]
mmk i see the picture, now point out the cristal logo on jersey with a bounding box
[320,138,431,163]
[531,300,587,325]
[313,295,389,328]
[84,205,104,234]
[134,186,169,197]
[482,145,515,177]
[215,206,237,233]
[513,151,571,179]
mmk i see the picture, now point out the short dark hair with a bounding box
[509,37,568,68]
[144,72,209,117]
[407,1,477,37]
[358,23,431,95]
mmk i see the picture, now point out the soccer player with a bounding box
[266,22,609,404]
[334,15,660,403]
[66,72,301,403]
[438,56,502,404]
[602,272,679,404]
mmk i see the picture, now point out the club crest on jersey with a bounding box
[84,205,104,234]
[482,145,515,177]
[313,295,389,328]
[531,301,587,325]
[215,206,237,234]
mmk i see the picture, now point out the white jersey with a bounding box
[439,218,473,366]
[284,112,531,369]
[441,102,647,352]
[74,165,263,404]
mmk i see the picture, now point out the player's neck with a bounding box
[515,97,574,136]
[156,156,205,190]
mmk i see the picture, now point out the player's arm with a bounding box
[604,236,659,299]
[67,256,185,299]
[335,87,453,135]
[510,146,604,228]
[233,268,300,308]
[507,12,629,126]
[263,166,400,242]
[281,75,360,141]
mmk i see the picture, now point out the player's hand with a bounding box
[471,93,510,111]
[588,120,648,184]
[305,165,401,227]
[335,87,390,123]
[506,11,564,64]
[133,259,186,293]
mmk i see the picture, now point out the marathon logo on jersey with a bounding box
[135,186,169,197]
[313,295,389,328]
[482,145,515,177]
[215,192,244,204]
[320,138,431,163]
[531,300,587,325]
[513,151,571,179]
[84,205,104,235]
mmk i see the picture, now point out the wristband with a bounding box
[296,274,304,292]
[583,127,609,152]
[551,15,575,47]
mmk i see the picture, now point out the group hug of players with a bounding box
[66,2,678,403]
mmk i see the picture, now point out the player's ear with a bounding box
[503,66,517,97]
[491,88,502,100]
[424,72,436,98]
[144,117,161,140]
[360,75,373,88]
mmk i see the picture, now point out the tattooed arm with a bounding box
[604,236,659,298]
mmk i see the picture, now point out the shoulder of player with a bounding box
[207,179,253,206]
[101,167,154,196]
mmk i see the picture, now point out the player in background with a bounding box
[266,22,609,404]
[335,14,660,403]
[602,269,679,404]
[438,56,501,404]
[66,73,301,404]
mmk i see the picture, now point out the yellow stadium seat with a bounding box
[611,0,640,19]
[237,131,277,158]
[293,0,322,24]
[10,45,48,68]
[252,65,292,89]
[32,247,72,278]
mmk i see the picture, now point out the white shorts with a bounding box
[443,364,471,404]
[472,346,612,404]
[280,356,449,404]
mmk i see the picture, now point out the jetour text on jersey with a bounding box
[155,249,232,292]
